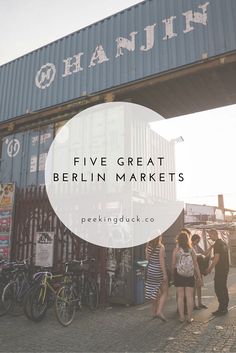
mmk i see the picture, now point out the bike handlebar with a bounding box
[64,258,95,266]
[33,271,53,280]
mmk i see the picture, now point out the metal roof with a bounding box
[186,222,236,230]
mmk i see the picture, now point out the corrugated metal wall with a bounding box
[0,0,236,122]
[0,125,54,187]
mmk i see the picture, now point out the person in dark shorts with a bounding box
[207,229,229,316]
[172,232,202,323]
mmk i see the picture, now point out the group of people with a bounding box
[145,228,230,323]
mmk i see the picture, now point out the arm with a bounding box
[207,253,220,273]
[202,245,213,257]
[194,243,213,257]
[192,250,203,286]
[146,243,150,261]
[192,250,201,279]
[159,245,167,281]
[171,247,177,275]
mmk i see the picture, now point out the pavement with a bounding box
[0,268,236,353]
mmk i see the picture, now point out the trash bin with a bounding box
[134,260,148,305]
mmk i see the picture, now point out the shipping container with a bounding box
[0,124,54,188]
[0,0,236,123]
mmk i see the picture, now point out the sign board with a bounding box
[186,203,215,216]
[35,232,54,267]
[0,183,15,259]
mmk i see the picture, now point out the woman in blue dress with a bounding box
[145,235,168,321]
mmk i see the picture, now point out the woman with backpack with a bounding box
[172,232,203,323]
[145,235,168,321]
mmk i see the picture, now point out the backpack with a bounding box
[176,248,194,277]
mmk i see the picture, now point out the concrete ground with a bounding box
[0,268,236,353]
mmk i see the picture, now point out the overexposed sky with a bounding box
[0,0,235,210]
[152,105,236,210]
[0,0,143,66]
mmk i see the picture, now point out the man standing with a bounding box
[207,229,229,316]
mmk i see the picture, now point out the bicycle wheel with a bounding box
[0,283,8,316]
[2,281,17,314]
[84,279,99,311]
[23,283,38,320]
[30,285,48,322]
[55,285,76,326]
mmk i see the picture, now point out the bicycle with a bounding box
[23,270,48,320]
[28,271,63,322]
[54,270,77,326]
[55,258,99,326]
[1,259,33,315]
[0,260,17,316]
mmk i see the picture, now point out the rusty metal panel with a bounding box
[0,0,236,123]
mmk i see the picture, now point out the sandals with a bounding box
[187,318,194,324]
[194,306,200,310]
[199,304,208,309]
[156,313,167,322]
[194,304,208,310]
[152,313,167,322]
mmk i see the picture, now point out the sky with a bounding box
[152,106,236,210]
[0,0,235,210]
[0,0,143,66]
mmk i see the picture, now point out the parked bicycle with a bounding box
[23,270,48,320]
[55,258,99,326]
[25,271,63,322]
[0,260,17,316]
[23,258,98,326]
[1,258,34,315]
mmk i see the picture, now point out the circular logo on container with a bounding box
[6,138,20,157]
[45,102,184,248]
[35,63,56,89]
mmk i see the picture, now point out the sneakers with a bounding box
[212,309,228,316]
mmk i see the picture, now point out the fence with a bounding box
[11,186,107,303]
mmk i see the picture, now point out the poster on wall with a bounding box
[35,232,54,267]
[0,183,15,259]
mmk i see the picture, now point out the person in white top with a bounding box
[191,233,213,310]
